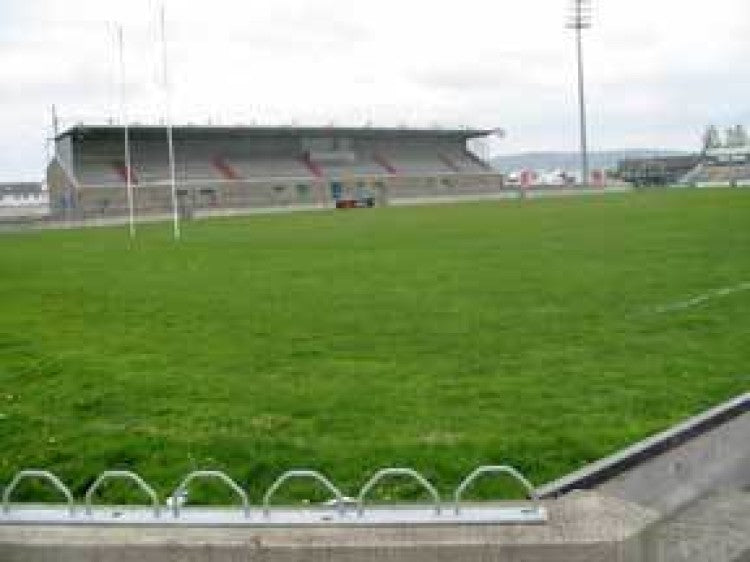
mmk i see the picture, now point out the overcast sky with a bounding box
[1,0,748,181]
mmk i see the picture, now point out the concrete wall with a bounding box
[642,490,750,562]
[597,412,750,514]
[538,394,750,516]
[48,174,506,220]
[0,492,658,562]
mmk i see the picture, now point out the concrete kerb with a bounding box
[0,492,659,562]
[537,393,750,514]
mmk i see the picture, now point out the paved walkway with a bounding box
[645,490,750,562]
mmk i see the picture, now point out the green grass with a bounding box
[1,188,749,505]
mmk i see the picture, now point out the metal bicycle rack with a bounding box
[3,470,76,517]
[453,465,545,522]
[357,467,441,516]
[0,466,548,527]
[170,471,250,519]
[85,470,161,518]
[263,470,345,516]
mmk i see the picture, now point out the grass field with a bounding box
[1,188,749,504]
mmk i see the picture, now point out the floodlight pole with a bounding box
[51,104,59,139]
[118,25,136,240]
[568,0,591,187]
[161,4,181,241]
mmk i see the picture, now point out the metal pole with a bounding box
[575,24,589,187]
[569,0,591,188]
[118,25,136,240]
[161,4,180,241]
[107,22,116,125]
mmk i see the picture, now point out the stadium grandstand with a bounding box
[616,155,700,187]
[682,125,750,187]
[47,125,503,219]
[616,124,750,187]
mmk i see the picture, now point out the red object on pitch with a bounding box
[520,169,533,189]
[591,169,605,188]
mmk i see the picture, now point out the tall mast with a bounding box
[567,0,592,187]
[161,4,180,241]
[118,25,136,240]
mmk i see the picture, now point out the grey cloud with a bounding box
[414,67,515,91]
[412,56,562,92]
[1,0,749,179]
[0,78,149,105]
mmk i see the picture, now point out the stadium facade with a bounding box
[47,125,503,219]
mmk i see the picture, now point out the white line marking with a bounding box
[653,282,750,313]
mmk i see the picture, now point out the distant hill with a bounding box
[490,150,693,172]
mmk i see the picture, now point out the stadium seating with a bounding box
[617,156,700,186]
[381,147,456,175]
[211,157,240,180]
[70,131,499,186]
[238,158,313,179]
[683,163,750,185]
[440,150,491,174]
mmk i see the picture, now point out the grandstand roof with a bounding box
[57,125,496,142]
